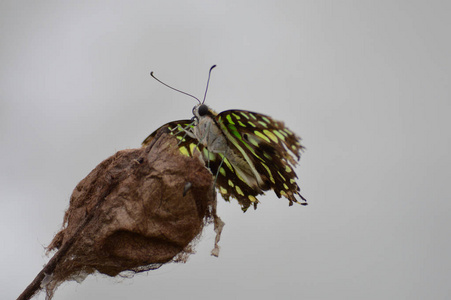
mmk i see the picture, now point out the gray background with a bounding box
[1,1,450,299]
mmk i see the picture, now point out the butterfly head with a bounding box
[192,103,210,119]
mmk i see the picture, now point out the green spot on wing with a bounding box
[274,130,285,141]
[263,129,278,143]
[261,116,271,123]
[226,115,235,125]
[219,186,228,194]
[189,143,198,155]
[261,162,275,184]
[220,167,226,176]
[247,135,260,147]
[179,146,190,156]
[258,121,268,128]
[235,185,244,196]
[279,130,288,137]
[278,171,286,181]
[220,154,234,171]
[240,112,250,119]
[254,131,271,143]
[203,148,216,161]
[248,195,257,202]
[228,124,242,140]
[284,128,294,135]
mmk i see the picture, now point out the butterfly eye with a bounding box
[198,104,209,116]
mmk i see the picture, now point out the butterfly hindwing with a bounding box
[205,152,263,211]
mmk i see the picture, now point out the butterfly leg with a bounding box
[214,158,224,187]
[213,151,228,187]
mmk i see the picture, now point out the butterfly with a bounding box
[142,66,306,211]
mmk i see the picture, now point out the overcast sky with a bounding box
[1,1,450,299]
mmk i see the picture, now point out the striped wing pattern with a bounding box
[142,110,306,211]
[216,110,305,208]
[142,119,261,210]
[142,119,195,148]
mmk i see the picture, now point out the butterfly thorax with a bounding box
[192,105,228,154]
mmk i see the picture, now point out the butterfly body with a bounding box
[191,104,229,155]
[143,103,306,211]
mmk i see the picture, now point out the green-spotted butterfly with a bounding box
[143,65,306,211]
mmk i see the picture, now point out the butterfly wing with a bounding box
[216,110,306,206]
[205,151,263,211]
[141,111,306,210]
[142,119,262,211]
[142,119,195,147]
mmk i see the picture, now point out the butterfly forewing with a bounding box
[216,110,306,206]
[142,120,195,147]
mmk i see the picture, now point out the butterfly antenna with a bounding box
[150,71,201,104]
[202,65,217,104]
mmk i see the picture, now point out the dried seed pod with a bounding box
[19,131,223,300]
